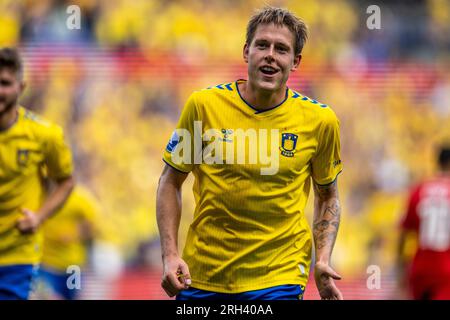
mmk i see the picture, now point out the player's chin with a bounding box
[256,77,282,92]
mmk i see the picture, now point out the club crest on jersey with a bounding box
[17,149,29,166]
[280,133,298,157]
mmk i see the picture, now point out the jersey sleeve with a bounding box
[43,124,74,180]
[162,92,201,173]
[401,185,420,231]
[311,110,343,185]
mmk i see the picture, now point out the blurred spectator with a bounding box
[35,185,99,299]
[20,0,97,45]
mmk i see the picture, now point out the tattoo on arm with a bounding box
[313,180,341,254]
[315,180,337,201]
[315,232,337,249]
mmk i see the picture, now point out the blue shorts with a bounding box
[38,268,79,300]
[176,284,305,300]
[0,264,36,300]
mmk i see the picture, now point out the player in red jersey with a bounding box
[397,146,450,300]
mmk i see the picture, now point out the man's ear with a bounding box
[243,43,249,63]
[291,54,302,72]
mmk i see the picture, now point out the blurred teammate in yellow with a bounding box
[37,185,98,300]
[157,7,343,300]
[0,48,75,300]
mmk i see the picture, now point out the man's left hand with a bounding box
[16,208,42,234]
[314,262,343,300]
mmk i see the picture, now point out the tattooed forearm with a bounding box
[315,232,337,249]
[313,180,341,261]
[315,180,337,201]
[313,220,330,232]
[325,203,340,216]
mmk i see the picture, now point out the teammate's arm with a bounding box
[396,228,416,298]
[312,179,343,300]
[17,176,75,233]
[156,164,191,297]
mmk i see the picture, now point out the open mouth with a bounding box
[259,65,279,76]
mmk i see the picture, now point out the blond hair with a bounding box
[246,6,308,56]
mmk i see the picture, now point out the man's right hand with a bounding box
[161,255,192,297]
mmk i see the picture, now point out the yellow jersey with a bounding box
[0,107,73,266]
[41,186,98,272]
[163,80,343,293]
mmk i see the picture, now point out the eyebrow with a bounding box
[255,38,288,47]
[276,43,290,49]
[254,39,291,49]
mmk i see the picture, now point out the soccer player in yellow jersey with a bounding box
[157,7,343,300]
[0,48,75,300]
[38,185,98,300]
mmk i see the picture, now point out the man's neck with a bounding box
[239,80,287,111]
[0,104,18,131]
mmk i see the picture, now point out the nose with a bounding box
[264,45,275,63]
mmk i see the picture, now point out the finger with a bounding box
[164,285,177,297]
[21,208,33,217]
[327,282,343,300]
[324,266,342,280]
[162,282,176,297]
[17,217,33,228]
[17,224,33,234]
[166,272,186,291]
[16,220,28,230]
[16,216,27,226]
[162,279,179,297]
[179,264,192,287]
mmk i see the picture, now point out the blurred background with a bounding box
[0,0,449,299]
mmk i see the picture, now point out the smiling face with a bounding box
[244,23,301,93]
